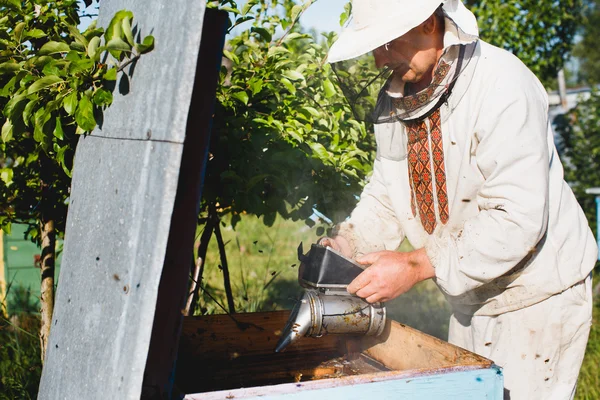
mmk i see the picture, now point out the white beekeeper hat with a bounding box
[328,0,479,63]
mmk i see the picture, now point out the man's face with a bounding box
[372,22,440,87]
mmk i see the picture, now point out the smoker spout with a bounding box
[274,292,315,353]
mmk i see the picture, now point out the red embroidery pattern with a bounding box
[392,61,451,112]
[429,110,449,225]
[406,109,449,234]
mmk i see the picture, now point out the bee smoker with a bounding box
[274,243,386,353]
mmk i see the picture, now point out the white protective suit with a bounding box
[334,18,597,400]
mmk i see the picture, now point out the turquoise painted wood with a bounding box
[189,366,504,400]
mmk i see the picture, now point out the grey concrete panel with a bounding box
[94,0,207,143]
[39,137,182,399]
[38,0,208,398]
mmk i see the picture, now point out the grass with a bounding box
[576,297,600,400]
[195,214,320,315]
[0,286,42,400]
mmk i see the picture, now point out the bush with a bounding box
[576,298,600,399]
[0,288,42,400]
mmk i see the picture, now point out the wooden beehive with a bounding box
[176,311,503,399]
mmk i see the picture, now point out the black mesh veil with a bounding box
[331,41,477,124]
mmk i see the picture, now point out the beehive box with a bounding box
[176,311,503,399]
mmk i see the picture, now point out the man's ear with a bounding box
[421,14,436,35]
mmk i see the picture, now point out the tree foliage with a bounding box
[0,1,154,241]
[465,0,582,85]
[553,91,600,273]
[203,0,375,229]
[573,0,600,85]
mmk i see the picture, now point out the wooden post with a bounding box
[0,230,6,315]
[39,218,55,363]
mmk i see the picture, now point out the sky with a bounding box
[78,1,349,35]
[299,0,348,34]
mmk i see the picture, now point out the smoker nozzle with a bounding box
[274,293,313,353]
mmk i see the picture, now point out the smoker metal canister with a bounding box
[274,290,386,352]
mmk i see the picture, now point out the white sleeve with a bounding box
[335,158,405,258]
[425,74,550,297]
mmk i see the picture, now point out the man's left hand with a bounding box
[347,248,436,303]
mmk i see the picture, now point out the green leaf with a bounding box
[23,98,39,126]
[283,70,304,82]
[1,119,13,142]
[135,35,155,54]
[69,58,95,75]
[75,95,96,132]
[0,61,20,73]
[309,142,330,160]
[106,37,131,52]
[301,106,320,118]
[246,174,269,190]
[33,108,51,143]
[0,167,13,186]
[1,222,11,235]
[27,75,64,95]
[4,94,26,119]
[104,67,118,81]
[241,0,258,15]
[340,1,352,27]
[24,29,46,39]
[223,49,239,64]
[87,36,101,59]
[68,25,89,47]
[248,78,263,96]
[291,4,303,22]
[280,77,296,95]
[54,116,64,140]
[122,17,135,47]
[267,46,290,57]
[287,130,303,143]
[93,88,113,107]
[39,41,71,56]
[106,10,133,41]
[251,27,271,43]
[0,0,20,10]
[56,145,71,177]
[323,79,336,98]
[232,91,249,105]
[13,22,25,41]
[284,32,310,42]
[69,41,86,52]
[42,61,61,77]
[63,91,78,115]
[220,6,240,14]
[33,56,53,68]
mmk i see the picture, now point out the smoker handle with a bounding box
[297,242,310,263]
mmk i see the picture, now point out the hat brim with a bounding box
[328,0,441,63]
[328,0,479,63]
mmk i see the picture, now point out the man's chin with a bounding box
[392,69,417,84]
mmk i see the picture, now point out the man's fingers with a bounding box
[317,236,340,251]
[347,271,371,295]
[366,293,383,304]
[355,283,378,300]
[356,252,382,265]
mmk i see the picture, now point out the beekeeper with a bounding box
[321,1,596,399]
